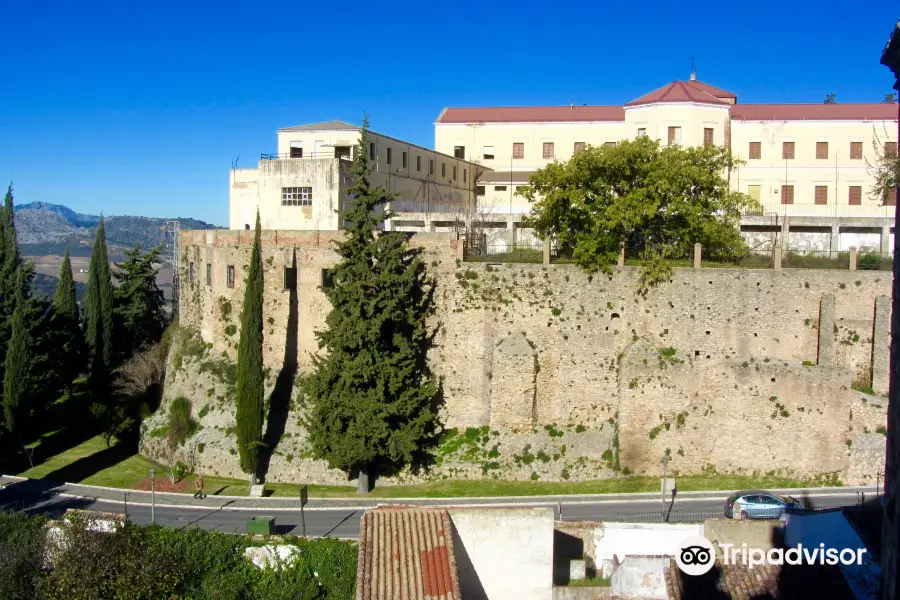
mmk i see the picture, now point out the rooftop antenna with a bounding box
[690,55,697,80]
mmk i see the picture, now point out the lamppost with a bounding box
[149,469,156,524]
[661,454,670,508]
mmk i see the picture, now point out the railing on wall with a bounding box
[465,240,544,264]
[260,152,352,160]
[742,204,896,219]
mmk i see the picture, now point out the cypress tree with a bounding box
[53,249,82,399]
[0,185,29,397]
[85,217,113,397]
[301,118,438,492]
[235,211,264,484]
[3,271,33,444]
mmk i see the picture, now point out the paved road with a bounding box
[0,476,874,540]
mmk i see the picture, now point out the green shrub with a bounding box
[198,405,211,419]
[0,512,47,600]
[167,396,198,447]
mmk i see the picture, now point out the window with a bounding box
[463,168,466,183]
[494,185,507,191]
[369,142,375,160]
[667,127,681,145]
[206,263,212,286]
[515,185,528,193]
[637,128,647,138]
[849,186,862,205]
[782,142,795,159]
[781,185,794,205]
[513,142,524,159]
[604,142,617,147]
[850,142,863,160]
[747,185,761,202]
[815,185,828,205]
[475,186,485,196]
[703,128,714,147]
[454,146,465,159]
[188,262,195,283]
[452,165,457,181]
[441,163,446,178]
[483,146,495,160]
[281,187,312,206]
[289,144,303,158]
[402,151,407,169]
[574,142,585,154]
[887,142,898,157]
[542,142,554,159]
[386,147,392,165]
[816,142,828,160]
[416,155,422,171]
[283,266,297,291]
[226,265,235,288]
[321,268,334,290]
[429,159,434,175]
[749,142,761,159]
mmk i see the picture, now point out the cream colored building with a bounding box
[230,120,486,232]
[435,76,899,252]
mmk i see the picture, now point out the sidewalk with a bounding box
[0,474,876,512]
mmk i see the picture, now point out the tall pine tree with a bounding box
[113,244,167,362]
[235,211,264,484]
[3,271,33,446]
[84,217,114,398]
[53,248,83,400]
[301,118,438,492]
[0,185,31,400]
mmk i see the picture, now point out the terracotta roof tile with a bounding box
[356,508,460,600]
[732,103,897,121]
[436,106,625,123]
[684,79,737,100]
[625,80,728,107]
[663,558,854,599]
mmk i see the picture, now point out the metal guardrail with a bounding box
[743,204,896,219]
[260,152,352,160]
[466,242,544,264]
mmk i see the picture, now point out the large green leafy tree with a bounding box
[235,211,264,483]
[302,119,439,492]
[84,217,115,397]
[53,249,84,400]
[867,128,900,205]
[113,244,168,361]
[522,137,757,289]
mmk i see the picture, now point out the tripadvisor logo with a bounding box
[675,534,869,576]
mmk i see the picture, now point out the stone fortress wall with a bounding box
[140,230,891,486]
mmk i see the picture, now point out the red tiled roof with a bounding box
[356,508,461,600]
[625,80,729,107]
[436,105,625,123]
[684,79,737,100]
[732,103,898,121]
[664,559,855,599]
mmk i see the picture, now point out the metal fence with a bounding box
[782,250,850,270]
[260,152,351,160]
[466,241,543,264]
[856,251,893,271]
[701,246,775,269]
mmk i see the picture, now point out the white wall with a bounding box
[449,507,553,600]
[594,522,702,577]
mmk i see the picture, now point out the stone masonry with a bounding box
[140,230,892,486]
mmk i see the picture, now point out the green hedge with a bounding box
[0,511,357,599]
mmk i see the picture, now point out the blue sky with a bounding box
[1,0,897,226]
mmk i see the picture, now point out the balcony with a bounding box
[260,149,353,161]
[742,203,896,220]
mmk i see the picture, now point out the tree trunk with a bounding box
[357,464,373,494]
[248,472,256,486]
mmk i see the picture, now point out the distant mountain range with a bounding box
[13,202,220,255]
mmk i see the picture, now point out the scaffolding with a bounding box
[166,220,180,317]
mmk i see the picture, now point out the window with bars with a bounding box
[494,185,507,191]
[386,147,392,165]
[463,168,467,183]
[849,186,862,205]
[453,146,465,159]
[289,144,303,158]
[667,127,681,145]
[781,185,794,205]
[281,187,313,206]
[749,142,761,159]
[703,128,714,147]
[850,142,863,160]
[816,142,828,160]
[429,159,434,175]
[573,142,585,154]
[369,142,375,160]
[452,165,457,181]
[637,128,647,138]
[814,185,828,205]
[206,263,212,286]
[886,142,898,156]
[513,142,524,159]
[188,262,195,283]
[441,163,446,178]
[226,265,235,288]
[782,142,795,159]
[542,142,554,159]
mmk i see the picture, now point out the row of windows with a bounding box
[281,187,312,206]
[750,141,898,161]
[475,184,530,196]
[369,142,467,182]
[767,184,897,206]
[459,141,619,162]
[187,263,299,290]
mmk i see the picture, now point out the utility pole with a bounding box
[149,469,156,524]
[661,454,670,508]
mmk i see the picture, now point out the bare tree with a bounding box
[866,124,900,204]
